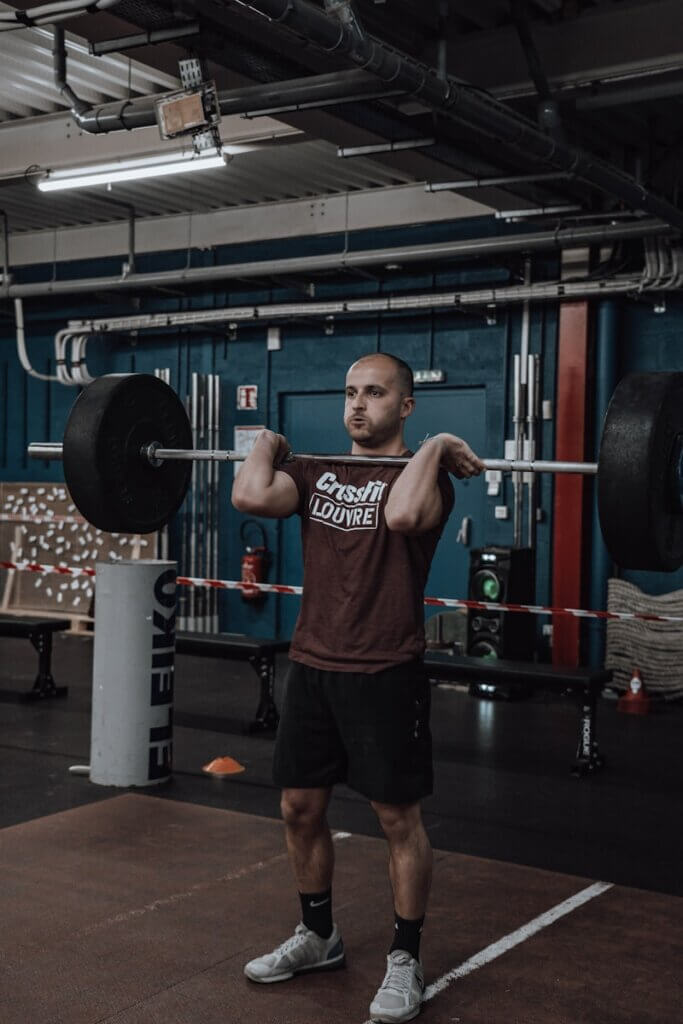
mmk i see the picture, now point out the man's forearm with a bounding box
[231,436,279,510]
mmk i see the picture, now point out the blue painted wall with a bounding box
[3,216,682,643]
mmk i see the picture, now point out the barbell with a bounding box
[26,371,683,572]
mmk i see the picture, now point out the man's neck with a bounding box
[351,435,407,457]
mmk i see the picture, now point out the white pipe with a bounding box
[65,264,681,340]
[47,261,679,386]
[14,298,60,382]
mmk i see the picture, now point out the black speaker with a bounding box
[467,546,535,662]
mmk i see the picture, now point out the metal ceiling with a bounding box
[0,2,178,120]
[0,0,682,253]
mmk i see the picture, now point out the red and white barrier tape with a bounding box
[1,558,681,624]
[176,574,302,597]
[1,560,95,578]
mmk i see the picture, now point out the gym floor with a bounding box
[1,633,682,1023]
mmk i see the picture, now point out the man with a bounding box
[232,352,484,1022]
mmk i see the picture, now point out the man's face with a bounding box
[343,357,414,448]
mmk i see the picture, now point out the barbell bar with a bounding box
[28,440,598,476]
[25,371,683,571]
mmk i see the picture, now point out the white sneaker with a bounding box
[369,950,425,1023]
[244,922,345,983]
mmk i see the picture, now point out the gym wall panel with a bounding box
[1,318,552,638]
[0,219,567,643]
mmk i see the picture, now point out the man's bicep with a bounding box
[266,470,301,517]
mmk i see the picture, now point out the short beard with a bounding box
[346,420,395,448]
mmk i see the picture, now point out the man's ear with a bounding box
[401,396,415,420]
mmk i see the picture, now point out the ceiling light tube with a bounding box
[337,137,435,158]
[495,204,582,220]
[426,171,570,192]
[37,150,226,192]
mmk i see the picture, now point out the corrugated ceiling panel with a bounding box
[0,139,413,232]
[0,4,178,121]
[0,6,416,237]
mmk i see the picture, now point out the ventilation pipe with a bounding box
[509,0,564,142]
[68,69,404,133]
[238,0,683,230]
[52,26,91,119]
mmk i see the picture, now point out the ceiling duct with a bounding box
[72,68,406,133]
[233,0,683,230]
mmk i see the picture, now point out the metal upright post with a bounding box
[177,393,190,631]
[189,372,199,631]
[153,367,171,562]
[514,258,531,547]
[205,373,214,631]
[527,353,540,551]
[212,374,221,631]
[512,353,523,546]
[197,374,207,631]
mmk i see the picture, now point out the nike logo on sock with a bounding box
[309,898,330,908]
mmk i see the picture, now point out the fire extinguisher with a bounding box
[240,520,269,601]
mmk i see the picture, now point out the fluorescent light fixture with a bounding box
[37,148,227,192]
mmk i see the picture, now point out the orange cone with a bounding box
[202,756,246,776]
[617,668,651,715]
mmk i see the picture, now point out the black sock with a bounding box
[390,912,424,961]
[299,887,333,939]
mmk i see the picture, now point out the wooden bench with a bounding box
[0,614,70,700]
[424,649,612,777]
[175,631,290,733]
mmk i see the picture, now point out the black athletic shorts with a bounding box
[272,658,433,805]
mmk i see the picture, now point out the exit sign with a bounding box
[414,369,446,384]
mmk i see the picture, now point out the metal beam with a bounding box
[3,217,671,296]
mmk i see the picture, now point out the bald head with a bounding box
[344,352,415,453]
[349,353,414,396]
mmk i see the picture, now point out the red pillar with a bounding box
[552,301,589,666]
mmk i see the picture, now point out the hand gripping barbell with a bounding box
[27,371,683,572]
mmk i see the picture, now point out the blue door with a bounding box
[278,387,487,638]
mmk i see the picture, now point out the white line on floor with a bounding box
[361,879,613,1022]
[425,881,614,1001]
[81,830,353,935]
